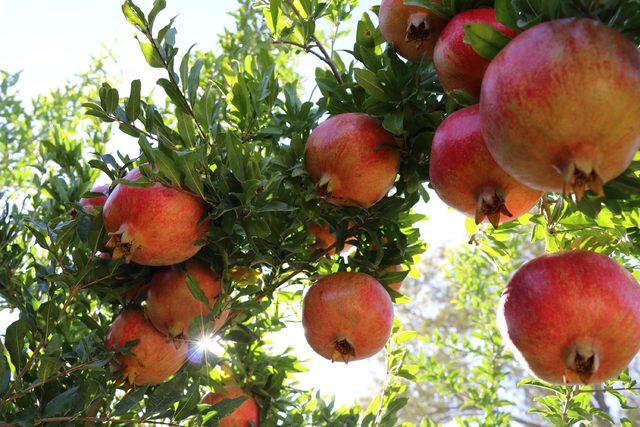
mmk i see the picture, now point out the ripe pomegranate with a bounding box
[146,261,228,337]
[103,166,210,266]
[105,308,187,386]
[379,264,404,291]
[429,105,542,227]
[498,251,640,385]
[433,8,517,98]
[305,113,400,208]
[379,0,447,62]
[302,272,393,362]
[307,221,353,255]
[202,386,260,427]
[79,184,109,215]
[481,18,640,199]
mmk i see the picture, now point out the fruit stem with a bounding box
[405,13,430,44]
[475,188,512,228]
[331,338,356,363]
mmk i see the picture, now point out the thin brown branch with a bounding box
[142,28,208,143]
[577,386,640,394]
[3,361,92,403]
[34,416,180,426]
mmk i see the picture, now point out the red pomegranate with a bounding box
[307,221,353,255]
[379,0,447,62]
[79,184,109,215]
[498,251,640,385]
[146,261,228,337]
[481,19,640,198]
[379,264,404,291]
[429,105,542,227]
[202,386,260,427]
[103,166,210,266]
[305,113,400,208]
[105,309,187,386]
[302,272,393,362]
[433,8,517,97]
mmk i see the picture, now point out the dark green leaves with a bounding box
[122,0,147,30]
[495,0,519,30]
[125,79,141,121]
[5,318,29,373]
[464,23,513,59]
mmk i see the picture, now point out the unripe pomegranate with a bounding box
[498,251,640,385]
[103,167,210,266]
[302,272,393,362]
[202,386,260,427]
[79,184,109,215]
[146,261,228,337]
[379,0,447,62]
[433,8,517,98]
[105,309,187,386]
[307,221,353,255]
[305,113,400,208]
[481,19,640,198]
[430,105,542,227]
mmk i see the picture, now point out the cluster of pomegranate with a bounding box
[80,167,258,426]
[379,2,640,384]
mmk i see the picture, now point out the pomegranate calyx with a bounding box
[564,341,600,384]
[406,13,430,43]
[475,189,512,228]
[106,226,138,263]
[558,163,605,201]
[331,338,356,363]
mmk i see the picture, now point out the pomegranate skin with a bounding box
[433,8,517,98]
[202,386,260,427]
[379,0,447,62]
[302,272,394,362]
[105,309,187,386]
[481,19,640,197]
[307,221,353,255]
[429,105,542,227]
[498,251,640,385]
[305,113,400,208]
[146,261,228,337]
[103,167,210,266]
[79,184,109,215]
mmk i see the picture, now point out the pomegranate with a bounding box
[105,308,187,386]
[305,113,400,208]
[302,272,393,362]
[379,0,447,62]
[79,184,109,215]
[103,166,210,266]
[429,105,542,227]
[481,18,640,198]
[433,8,517,98]
[202,386,260,427]
[146,261,228,337]
[307,221,353,255]
[379,264,404,291]
[498,251,640,385]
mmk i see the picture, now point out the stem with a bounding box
[34,417,180,426]
[3,361,92,403]
[576,386,640,394]
[142,27,208,142]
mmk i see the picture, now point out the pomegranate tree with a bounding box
[79,184,109,214]
[105,308,188,386]
[379,0,446,62]
[429,105,542,227]
[146,261,228,337]
[305,113,400,208]
[202,386,260,427]
[481,19,640,198]
[302,272,393,362]
[433,8,516,98]
[498,251,640,385]
[103,166,210,266]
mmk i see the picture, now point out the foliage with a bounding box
[0,0,639,426]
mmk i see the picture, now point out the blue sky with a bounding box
[0,0,467,406]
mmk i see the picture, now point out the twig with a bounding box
[34,416,180,426]
[3,361,92,402]
[576,386,640,394]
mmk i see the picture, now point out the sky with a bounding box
[0,0,467,408]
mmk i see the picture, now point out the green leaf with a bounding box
[125,79,141,121]
[5,318,29,373]
[494,0,519,30]
[464,23,513,59]
[185,274,211,306]
[122,0,147,29]
[138,40,164,68]
[157,78,191,114]
[0,343,10,394]
[354,68,387,101]
[148,0,166,29]
[43,386,79,416]
[203,396,247,426]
